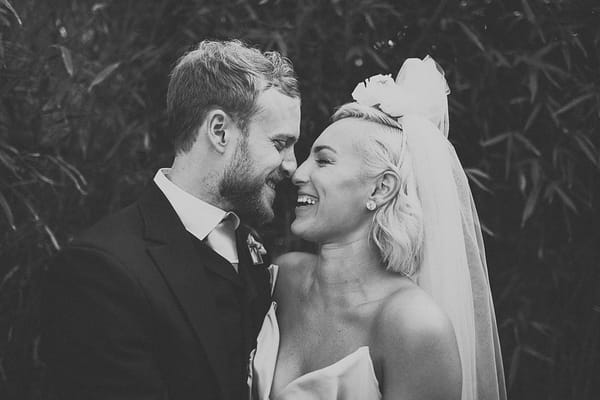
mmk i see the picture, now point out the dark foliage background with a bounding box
[1,0,599,399]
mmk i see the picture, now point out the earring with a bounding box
[366,200,377,211]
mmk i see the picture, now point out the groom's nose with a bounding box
[281,147,297,178]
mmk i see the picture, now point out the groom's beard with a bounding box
[220,138,279,226]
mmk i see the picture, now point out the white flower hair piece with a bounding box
[351,74,410,118]
[350,56,451,136]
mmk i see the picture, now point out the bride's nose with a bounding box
[291,159,310,186]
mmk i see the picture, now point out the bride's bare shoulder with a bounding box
[272,252,316,300]
[376,286,454,344]
[372,284,461,399]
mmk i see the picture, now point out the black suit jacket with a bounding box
[42,183,272,400]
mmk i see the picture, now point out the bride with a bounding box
[250,57,507,400]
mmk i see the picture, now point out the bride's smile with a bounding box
[291,119,381,245]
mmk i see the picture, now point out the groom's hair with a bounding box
[167,40,300,153]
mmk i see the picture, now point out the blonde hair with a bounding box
[332,103,423,277]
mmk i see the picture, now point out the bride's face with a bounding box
[291,118,375,244]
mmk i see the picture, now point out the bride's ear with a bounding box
[369,170,401,207]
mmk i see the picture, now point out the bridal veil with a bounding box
[353,56,507,400]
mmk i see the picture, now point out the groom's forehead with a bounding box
[253,89,301,117]
[247,92,300,136]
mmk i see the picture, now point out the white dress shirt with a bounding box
[153,168,240,269]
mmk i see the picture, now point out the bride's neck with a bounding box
[311,237,388,306]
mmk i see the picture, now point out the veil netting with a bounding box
[370,56,507,400]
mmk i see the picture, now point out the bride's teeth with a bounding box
[297,195,317,206]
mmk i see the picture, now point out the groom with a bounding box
[42,40,301,400]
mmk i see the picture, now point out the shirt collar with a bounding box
[153,168,240,241]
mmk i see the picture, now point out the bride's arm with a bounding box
[375,290,462,400]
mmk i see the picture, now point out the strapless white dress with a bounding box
[250,265,382,400]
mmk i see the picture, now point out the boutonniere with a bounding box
[246,233,267,265]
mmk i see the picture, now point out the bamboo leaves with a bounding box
[88,62,121,92]
[554,93,595,117]
[52,45,74,77]
[0,0,21,27]
[0,190,15,231]
[457,21,485,52]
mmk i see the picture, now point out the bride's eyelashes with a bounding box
[315,158,333,166]
[313,150,335,166]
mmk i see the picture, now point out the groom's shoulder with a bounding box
[60,199,153,274]
[75,201,143,250]
[45,201,146,287]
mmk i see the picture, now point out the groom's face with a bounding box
[220,89,301,225]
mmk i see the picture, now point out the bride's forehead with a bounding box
[313,119,368,148]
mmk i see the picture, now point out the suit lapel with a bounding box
[199,240,243,287]
[138,184,231,400]
[236,226,272,336]
[237,227,257,304]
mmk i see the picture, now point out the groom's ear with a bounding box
[205,109,237,154]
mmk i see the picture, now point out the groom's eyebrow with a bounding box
[274,133,298,145]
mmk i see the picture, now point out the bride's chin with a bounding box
[291,219,316,241]
[290,219,302,236]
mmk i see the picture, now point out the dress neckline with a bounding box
[272,346,379,398]
[252,265,382,399]
[255,301,381,399]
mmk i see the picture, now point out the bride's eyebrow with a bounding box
[313,145,337,154]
